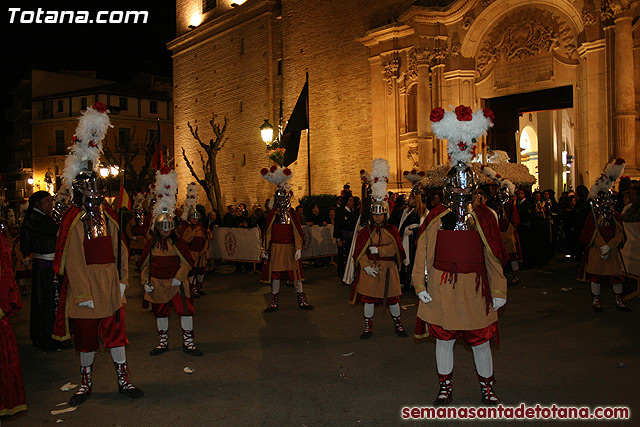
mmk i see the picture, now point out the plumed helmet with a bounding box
[154,207,175,232]
[72,170,105,208]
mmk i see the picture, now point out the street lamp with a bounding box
[99,167,109,178]
[260,119,274,146]
[27,177,34,185]
[110,165,120,176]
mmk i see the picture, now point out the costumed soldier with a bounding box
[482,167,522,285]
[412,105,508,406]
[578,158,630,312]
[260,165,313,311]
[127,192,149,266]
[0,231,27,416]
[398,169,428,290]
[52,103,143,406]
[138,166,203,356]
[349,159,407,338]
[342,169,372,286]
[179,183,209,298]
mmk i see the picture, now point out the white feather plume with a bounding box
[588,158,626,199]
[370,158,390,203]
[153,168,178,222]
[481,165,516,196]
[430,106,494,167]
[359,168,371,184]
[403,169,425,187]
[181,182,199,220]
[62,103,113,187]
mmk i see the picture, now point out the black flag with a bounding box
[281,80,309,167]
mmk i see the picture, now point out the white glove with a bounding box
[600,244,611,259]
[403,258,410,266]
[492,297,506,311]
[172,278,182,287]
[363,265,378,277]
[295,249,302,260]
[404,228,413,237]
[120,283,126,299]
[144,282,154,294]
[418,290,432,304]
[21,258,31,266]
[369,246,379,254]
[79,300,95,309]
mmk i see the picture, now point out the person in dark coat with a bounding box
[334,195,357,281]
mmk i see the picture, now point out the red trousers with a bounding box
[72,307,128,352]
[427,321,499,346]
[151,293,194,317]
[361,295,400,306]
[590,275,624,284]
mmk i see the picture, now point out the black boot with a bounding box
[478,374,500,405]
[434,373,453,406]
[297,292,314,310]
[114,362,144,399]
[182,330,204,356]
[360,316,373,339]
[150,330,169,356]
[264,293,279,313]
[69,364,92,406]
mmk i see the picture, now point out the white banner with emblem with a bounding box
[207,225,337,262]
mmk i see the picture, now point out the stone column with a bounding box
[417,63,433,168]
[613,16,637,168]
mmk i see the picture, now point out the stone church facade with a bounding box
[170,0,639,208]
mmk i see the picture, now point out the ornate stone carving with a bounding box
[407,146,419,168]
[450,42,461,57]
[476,8,577,76]
[480,0,494,7]
[462,12,474,30]
[407,47,434,80]
[582,7,596,26]
[382,59,399,95]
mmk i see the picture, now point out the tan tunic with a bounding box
[412,216,507,331]
[140,241,191,304]
[502,223,518,255]
[585,221,625,276]
[65,215,129,319]
[355,228,402,299]
[181,225,209,268]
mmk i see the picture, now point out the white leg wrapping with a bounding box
[181,316,193,331]
[510,260,519,271]
[613,283,623,294]
[110,346,126,364]
[271,279,280,295]
[157,317,169,331]
[591,282,601,295]
[80,351,95,367]
[435,339,455,375]
[389,303,401,318]
[472,341,494,378]
[296,280,304,293]
[196,274,204,282]
[364,303,375,318]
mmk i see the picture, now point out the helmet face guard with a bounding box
[154,212,175,232]
[72,171,105,208]
[444,163,477,207]
[370,200,388,215]
[593,190,615,223]
[496,187,511,205]
[274,188,290,212]
[189,210,201,220]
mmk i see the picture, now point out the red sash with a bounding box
[433,229,492,314]
[151,255,180,279]
[83,236,116,265]
[188,236,205,252]
[272,223,294,244]
[498,217,509,233]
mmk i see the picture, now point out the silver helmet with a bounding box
[154,207,175,232]
[72,170,105,209]
[444,162,478,230]
[592,190,615,226]
[189,209,201,220]
[370,199,388,215]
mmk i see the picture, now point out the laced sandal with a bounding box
[182,330,204,356]
[615,294,631,312]
[434,373,453,406]
[150,330,169,356]
[592,295,604,312]
[392,315,408,337]
[114,362,144,398]
[264,293,279,313]
[478,374,500,405]
[297,292,314,310]
[360,316,373,339]
[69,364,92,406]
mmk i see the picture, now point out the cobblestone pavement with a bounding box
[3,256,639,426]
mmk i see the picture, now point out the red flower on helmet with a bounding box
[283,168,292,176]
[482,107,495,123]
[92,102,107,113]
[615,158,625,165]
[403,171,409,176]
[71,135,77,143]
[455,105,473,121]
[419,171,425,177]
[373,177,379,183]
[160,165,171,175]
[270,165,278,173]
[360,169,366,175]
[411,169,417,174]
[430,107,445,123]
[260,168,268,175]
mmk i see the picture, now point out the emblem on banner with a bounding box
[302,228,311,251]
[224,232,237,256]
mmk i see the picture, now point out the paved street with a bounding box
[3,256,639,426]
